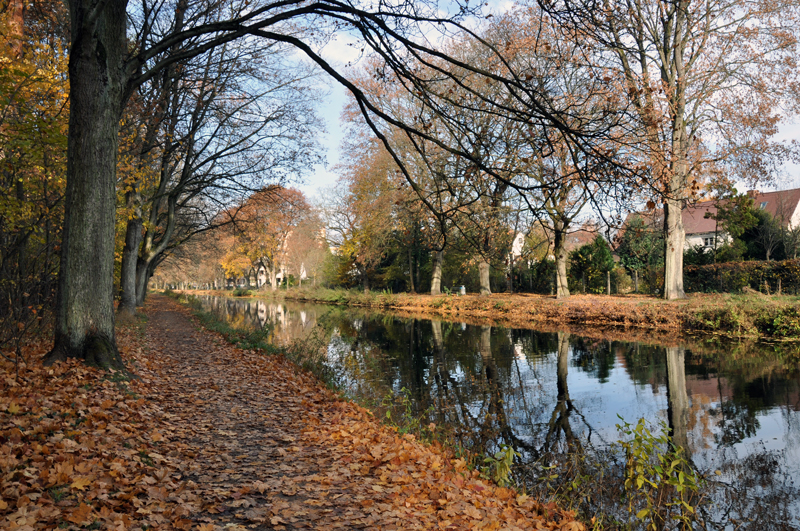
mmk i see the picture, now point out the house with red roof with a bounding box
[683,188,800,249]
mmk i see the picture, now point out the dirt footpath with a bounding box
[139,295,584,530]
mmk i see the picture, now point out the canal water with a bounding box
[194,295,800,529]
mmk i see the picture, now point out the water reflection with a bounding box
[195,295,800,529]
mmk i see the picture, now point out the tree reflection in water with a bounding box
[195,295,800,529]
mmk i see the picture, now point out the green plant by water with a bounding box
[480,445,520,488]
[615,418,703,530]
[522,417,706,530]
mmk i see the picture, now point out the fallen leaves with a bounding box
[0,295,587,530]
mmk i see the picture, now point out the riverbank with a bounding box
[188,287,800,340]
[0,296,584,530]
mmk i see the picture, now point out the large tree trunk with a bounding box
[553,223,570,299]
[430,250,443,295]
[478,258,491,295]
[118,192,143,317]
[268,265,278,291]
[663,197,686,300]
[663,34,688,301]
[45,0,127,371]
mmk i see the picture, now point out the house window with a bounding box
[703,237,714,247]
[760,201,768,209]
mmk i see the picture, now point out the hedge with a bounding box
[684,258,800,294]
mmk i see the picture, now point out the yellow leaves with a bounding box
[6,402,20,414]
[70,475,94,490]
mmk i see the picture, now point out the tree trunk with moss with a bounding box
[45,0,128,371]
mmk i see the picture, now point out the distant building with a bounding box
[621,187,800,250]
[684,188,800,249]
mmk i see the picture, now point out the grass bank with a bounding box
[190,286,800,340]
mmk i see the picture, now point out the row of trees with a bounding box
[326,0,799,300]
[3,0,799,368]
[2,0,325,369]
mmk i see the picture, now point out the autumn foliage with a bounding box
[1,296,585,530]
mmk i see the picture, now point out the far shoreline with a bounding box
[173,287,800,341]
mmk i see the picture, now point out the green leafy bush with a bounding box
[480,445,520,488]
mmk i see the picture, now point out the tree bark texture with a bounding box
[430,250,443,295]
[118,192,143,316]
[45,0,128,371]
[553,224,570,299]
[134,258,152,306]
[478,259,491,295]
[663,197,686,299]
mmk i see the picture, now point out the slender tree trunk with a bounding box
[45,0,127,370]
[505,260,513,293]
[478,259,491,295]
[430,250,443,295]
[134,258,158,306]
[556,332,570,403]
[663,197,686,299]
[118,192,142,316]
[479,325,493,381]
[408,247,416,293]
[414,244,420,292]
[553,224,570,299]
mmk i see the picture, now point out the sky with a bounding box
[294,31,361,204]
[296,83,348,203]
[294,0,518,205]
[294,6,800,207]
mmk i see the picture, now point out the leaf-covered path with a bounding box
[1,295,585,530]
